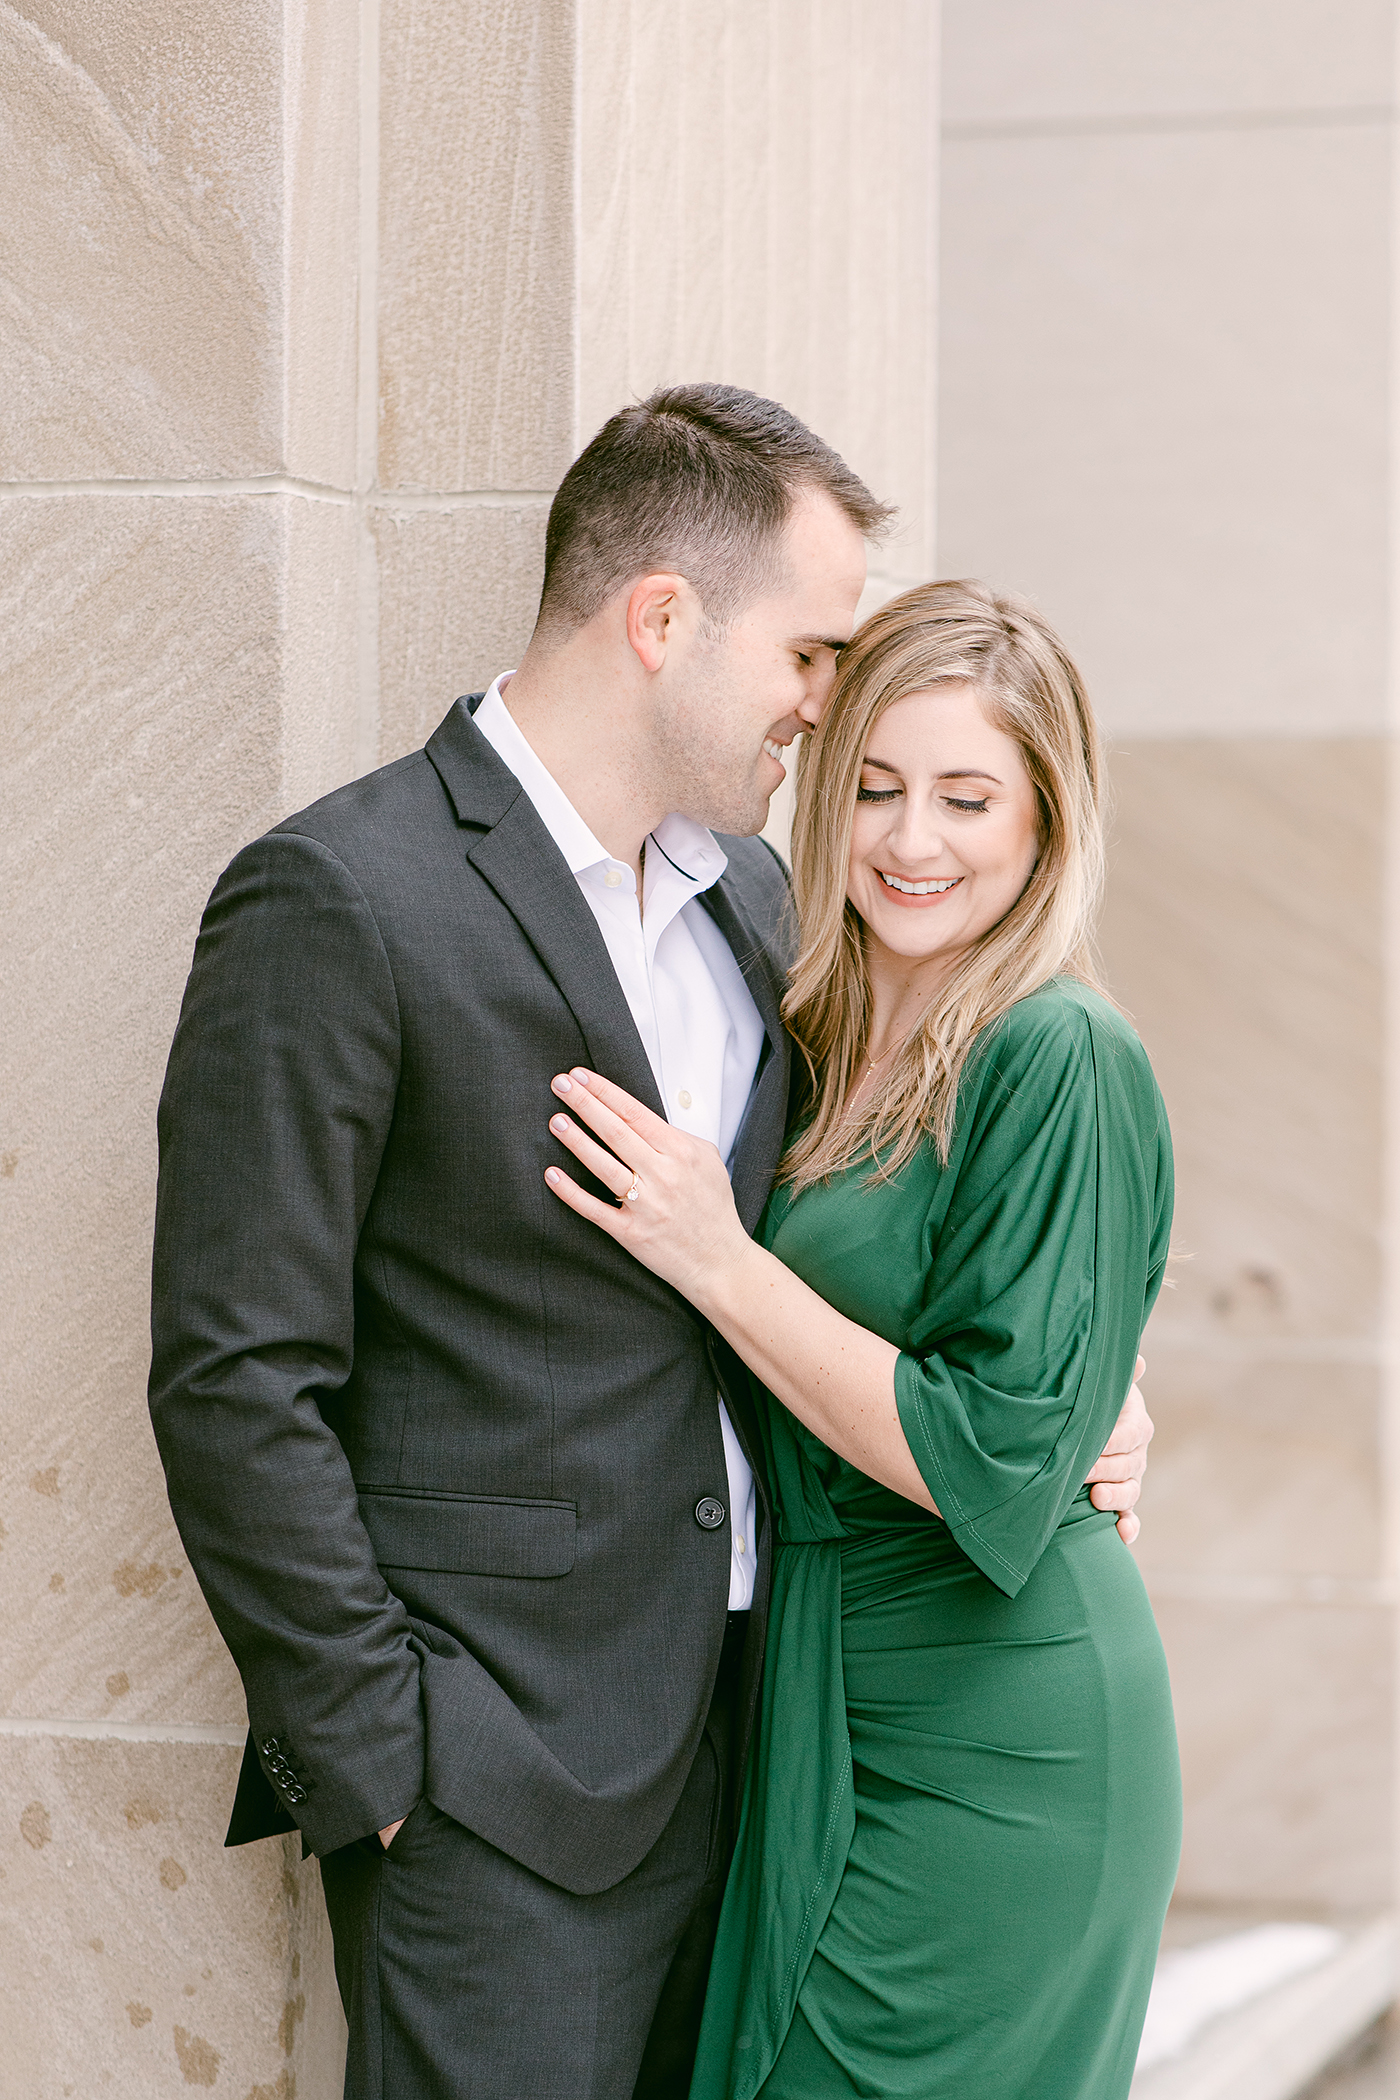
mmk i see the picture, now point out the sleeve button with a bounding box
[695,1497,726,1530]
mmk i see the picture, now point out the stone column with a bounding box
[2,6,361,2093]
[938,1,1397,1916]
[0,4,939,2090]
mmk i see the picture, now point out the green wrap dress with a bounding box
[690,980,1182,2100]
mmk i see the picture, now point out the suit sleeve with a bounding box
[894,998,1173,1597]
[149,830,423,1853]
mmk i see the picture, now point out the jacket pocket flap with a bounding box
[358,1489,576,1578]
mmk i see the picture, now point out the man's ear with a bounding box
[625,572,694,673]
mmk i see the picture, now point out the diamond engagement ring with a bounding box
[624,1171,642,1203]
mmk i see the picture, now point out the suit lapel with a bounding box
[428,700,791,1494]
[474,807,670,1114]
[698,866,790,1488]
[426,698,792,1219]
[426,701,665,1117]
[698,876,791,1236]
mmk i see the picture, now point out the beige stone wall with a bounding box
[1,3,938,2091]
[939,1,1399,1912]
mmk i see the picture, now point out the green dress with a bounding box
[690,981,1182,2100]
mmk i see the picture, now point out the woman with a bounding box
[542,579,1181,2098]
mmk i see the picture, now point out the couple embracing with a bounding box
[150,384,1181,2099]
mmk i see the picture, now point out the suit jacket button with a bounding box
[261,1738,281,1756]
[695,1497,726,1530]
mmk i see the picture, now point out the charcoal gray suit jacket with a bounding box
[148,696,794,1895]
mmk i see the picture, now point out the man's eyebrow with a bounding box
[794,634,849,653]
[860,758,1003,785]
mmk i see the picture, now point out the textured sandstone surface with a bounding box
[375,499,550,761]
[0,1735,340,2098]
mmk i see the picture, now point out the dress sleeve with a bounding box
[894,992,1173,1597]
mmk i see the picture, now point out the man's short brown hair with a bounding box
[535,382,891,638]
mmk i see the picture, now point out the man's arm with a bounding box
[1086,1355,1153,1544]
[149,832,423,1855]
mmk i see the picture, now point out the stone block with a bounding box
[0,493,357,1727]
[282,0,361,486]
[938,122,1389,736]
[282,498,362,811]
[1155,1595,1395,1910]
[1098,738,1383,1346]
[373,500,549,763]
[0,1733,344,2098]
[377,0,575,492]
[1131,1350,1383,1587]
[942,0,1393,127]
[3,4,357,482]
[577,0,938,584]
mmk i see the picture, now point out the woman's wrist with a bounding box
[687,1233,772,1329]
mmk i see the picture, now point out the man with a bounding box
[149,384,1152,2099]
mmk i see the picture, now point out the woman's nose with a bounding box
[890,802,947,861]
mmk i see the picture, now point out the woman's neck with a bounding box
[861,939,956,1067]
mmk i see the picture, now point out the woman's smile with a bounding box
[876,869,965,903]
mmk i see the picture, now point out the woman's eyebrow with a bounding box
[859,759,1003,785]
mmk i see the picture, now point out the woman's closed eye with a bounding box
[855,787,991,812]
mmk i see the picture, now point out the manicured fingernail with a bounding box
[570,1069,591,1085]
[551,1115,570,1133]
[545,1167,561,1184]
[552,1075,572,1094]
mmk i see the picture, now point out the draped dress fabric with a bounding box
[689,981,1183,2100]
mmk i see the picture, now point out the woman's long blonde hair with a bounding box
[781,578,1109,1191]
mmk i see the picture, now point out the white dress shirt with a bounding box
[473,677,766,1609]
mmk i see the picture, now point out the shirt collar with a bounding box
[472,676,728,898]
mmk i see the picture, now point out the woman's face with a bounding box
[846,682,1042,974]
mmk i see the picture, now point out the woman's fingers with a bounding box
[549,1111,636,1199]
[544,1164,630,1238]
[555,1068,675,1150]
[550,1073,657,1170]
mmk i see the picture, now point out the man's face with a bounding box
[653,489,868,835]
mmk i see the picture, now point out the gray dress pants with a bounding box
[320,1618,747,2100]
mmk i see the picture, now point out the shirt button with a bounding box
[695,1497,726,1530]
[603,868,622,888]
[735,1536,745,1554]
[676,1089,692,1109]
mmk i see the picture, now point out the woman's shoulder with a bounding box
[971,977,1156,1103]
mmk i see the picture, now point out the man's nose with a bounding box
[797,686,827,729]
